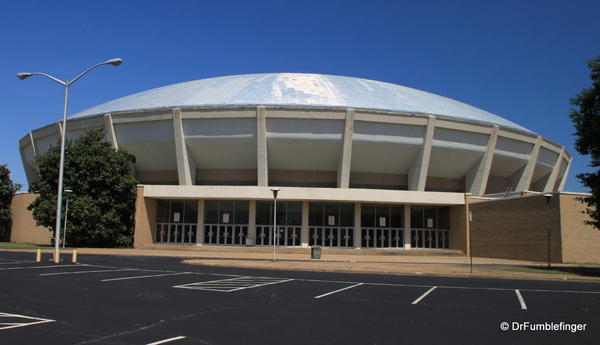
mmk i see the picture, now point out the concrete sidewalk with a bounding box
[5,246,600,283]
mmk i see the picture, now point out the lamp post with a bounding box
[270,188,280,262]
[18,58,123,263]
[543,193,553,269]
[62,189,73,249]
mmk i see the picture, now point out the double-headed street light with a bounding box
[18,58,123,263]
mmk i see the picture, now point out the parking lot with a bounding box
[1,251,599,344]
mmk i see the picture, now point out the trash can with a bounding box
[311,246,321,259]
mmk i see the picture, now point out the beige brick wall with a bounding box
[10,193,52,244]
[133,186,157,248]
[559,194,600,263]
[470,194,563,263]
[449,205,468,254]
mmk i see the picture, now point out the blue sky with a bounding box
[1,0,599,192]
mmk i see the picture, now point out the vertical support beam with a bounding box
[543,148,565,193]
[408,115,435,191]
[301,201,309,248]
[56,121,63,139]
[172,108,196,185]
[103,113,118,150]
[353,202,361,248]
[28,132,37,158]
[514,135,542,192]
[256,106,268,186]
[403,204,411,249]
[337,108,355,188]
[248,200,257,246]
[465,125,498,196]
[558,156,572,192]
[465,194,471,257]
[196,200,205,245]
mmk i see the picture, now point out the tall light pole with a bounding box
[62,189,73,249]
[543,193,553,269]
[18,58,123,263]
[270,188,280,262]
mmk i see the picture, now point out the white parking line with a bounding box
[101,272,192,282]
[146,335,186,345]
[175,276,293,292]
[0,312,55,331]
[412,286,437,305]
[0,264,81,271]
[515,289,527,310]
[39,268,138,276]
[314,283,364,299]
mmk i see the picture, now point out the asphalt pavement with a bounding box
[1,251,599,344]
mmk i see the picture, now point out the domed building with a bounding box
[17,73,594,264]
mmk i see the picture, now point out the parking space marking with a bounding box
[412,286,437,304]
[39,268,138,276]
[314,283,364,299]
[174,276,294,292]
[0,312,55,331]
[146,335,186,345]
[515,289,527,310]
[0,264,81,271]
[102,272,193,282]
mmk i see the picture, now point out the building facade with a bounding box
[18,73,583,257]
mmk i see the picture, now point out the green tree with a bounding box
[0,165,21,241]
[28,129,137,247]
[570,55,600,229]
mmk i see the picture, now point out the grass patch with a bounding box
[505,265,600,278]
[0,242,76,250]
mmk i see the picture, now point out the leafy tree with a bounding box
[28,129,137,247]
[570,55,600,229]
[0,165,21,241]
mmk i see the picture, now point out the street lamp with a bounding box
[543,193,553,269]
[270,188,280,262]
[62,189,73,249]
[18,58,123,263]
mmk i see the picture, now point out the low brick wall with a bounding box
[10,193,52,245]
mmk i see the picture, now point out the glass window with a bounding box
[184,200,198,223]
[287,202,302,226]
[234,201,249,224]
[438,207,450,229]
[361,204,375,227]
[169,200,184,223]
[156,200,170,223]
[256,201,272,225]
[340,203,354,227]
[411,206,424,229]
[204,200,219,224]
[390,205,404,228]
[309,203,324,226]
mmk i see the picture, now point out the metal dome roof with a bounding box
[72,73,531,132]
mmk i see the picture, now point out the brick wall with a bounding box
[10,193,52,244]
[133,186,157,248]
[559,194,600,263]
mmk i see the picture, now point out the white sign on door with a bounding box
[379,217,386,227]
[173,212,181,223]
[328,215,336,226]
[222,213,230,224]
[427,218,434,228]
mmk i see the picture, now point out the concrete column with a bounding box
[196,200,205,245]
[408,115,435,191]
[103,113,118,150]
[301,201,309,248]
[465,125,498,196]
[28,132,37,158]
[337,108,355,188]
[172,108,196,185]
[256,106,269,186]
[56,121,63,139]
[542,148,565,193]
[403,204,411,249]
[558,156,572,192]
[248,200,257,246]
[353,202,361,248]
[514,136,542,192]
